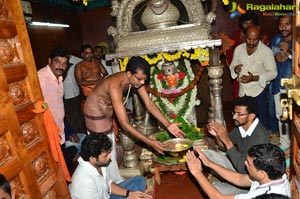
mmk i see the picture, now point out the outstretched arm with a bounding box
[137,86,185,138]
[194,147,251,187]
[212,122,234,150]
[110,86,164,154]
[186,150,235,199]
[110,183,152,199]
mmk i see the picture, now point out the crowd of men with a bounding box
[31,11,293,199]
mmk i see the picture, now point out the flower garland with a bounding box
[145,65,205,99]
[149,59,201,121]
[118,48,209,71]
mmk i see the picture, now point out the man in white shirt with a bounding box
[186,143,291,199]
[69,133,151,199]
[63,55,86,152]
[229,25,277,129]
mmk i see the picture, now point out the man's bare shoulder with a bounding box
[75,60,85,68]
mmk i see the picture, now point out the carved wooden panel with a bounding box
[43,188,57,199]
[32,153,51,182]
[10,175,28,199]
[0,136,11,165]
[21,121,40,148]
[0,1,71,198]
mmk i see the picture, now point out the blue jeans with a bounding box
[110,176,147,199]
[254,86,269,129]
[65,133,86,153]
[268,83,279,132]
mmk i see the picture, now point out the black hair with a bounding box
[80,134,112,161]
[278,14,293,22]
[80,44,93,53]
[93,45,104,51]
[239,11,258,29]
[49,45,69,60]
[233,95,259,117]
[126,57,150,77]
[248,144,286,180]
[0,173,11,196]
[253,193,290,199]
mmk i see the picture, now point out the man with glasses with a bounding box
[206,96,269,194]
[186,144,290,199]
[83,56,184,184]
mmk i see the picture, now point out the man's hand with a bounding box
[194,146,213,168]
[280,42,291,56]
[207,121,217,136]
[70,134,80,143]
[128,191,152,199]
[150,140,164,155]
[275,42,291,63]
[275,52,287,62]
[234,64,243,74]
[212,122,233,149]
[167,123,185,138]
[186,150,203,176]
[240,72,258,83]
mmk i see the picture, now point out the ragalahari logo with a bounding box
[223,0,298,18]
[223,0,246,19]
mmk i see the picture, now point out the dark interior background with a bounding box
[25,0,289,103]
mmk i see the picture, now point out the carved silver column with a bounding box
[207,47,225,124]
[118,108,145,177]
[133,91,158,136]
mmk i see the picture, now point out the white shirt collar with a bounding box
[78,157,100,177]
[239,118,259,138]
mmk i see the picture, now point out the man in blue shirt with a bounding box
[270,15,292,153]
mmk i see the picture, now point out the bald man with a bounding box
[229,25,277,129]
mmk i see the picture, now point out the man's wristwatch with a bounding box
[288,54,292,59]
[126,190,131,198]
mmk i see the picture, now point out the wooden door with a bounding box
[0,0,70,198]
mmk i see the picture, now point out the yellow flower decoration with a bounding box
[141,55,160,65]
[83,0,88,6]
[190,48,200,60]
[162,51,182,61]
[182,50,190,58]
[119,48,209,69]
[118,57,129,71]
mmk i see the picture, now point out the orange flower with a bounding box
[200,60,209,66]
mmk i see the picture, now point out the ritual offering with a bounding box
[153,116,206,165]
[162,138,193,152]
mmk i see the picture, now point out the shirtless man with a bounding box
[84,56,184,183]
[75,44,108,97]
